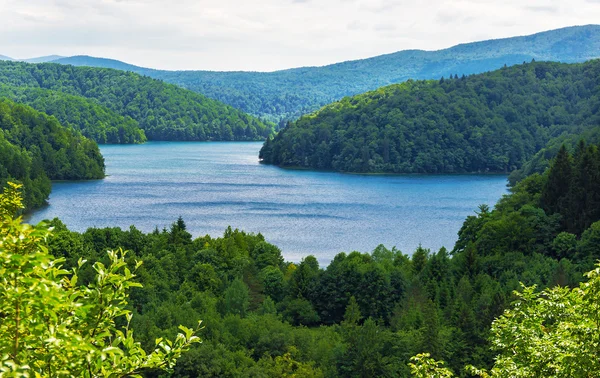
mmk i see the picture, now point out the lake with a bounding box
[28,142,508,265]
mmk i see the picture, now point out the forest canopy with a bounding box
[0,61,274,142]
[260,60,600,174]
[0,98,104,209]
[49,25,600,123]
[0,182,199,376]
[0,84,146,144]
[35,141,600,376]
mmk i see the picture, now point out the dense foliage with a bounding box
[0,182,199,377]
[477,264,600,377]
[39,142,600,376]
[260,60,600,173]
[0,99,104,209]
[0,84,146,144]
[507,121,600,184]
[412,262,600,377]
[540,142,600,235]
[4,25,599,377]
[0,61,273,141]
[51,25,600,122]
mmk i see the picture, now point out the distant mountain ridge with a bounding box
[23,55,66,63]
[0,55,65,63]
[12,25,600,121]
[51,55,143,71]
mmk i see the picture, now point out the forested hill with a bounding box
[0,61,273,141]
[260,59,600,174]
[48,25,600,122]
[0,85,146,144]
[42,140,600,376]
[0,99,104,209]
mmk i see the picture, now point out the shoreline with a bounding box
[264,163,511,177]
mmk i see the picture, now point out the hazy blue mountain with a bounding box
[51,55,144,71]
[49,25,600,122]
[23,55,65,63]
[0,55,65,63]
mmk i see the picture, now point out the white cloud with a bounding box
[0,0,598,71]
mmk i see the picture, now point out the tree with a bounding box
[421,300,442,359]
[541,145,572,216]
[260,265,285,301]
[252,241,284,270]
[409,354,454,378]
[576,220,600,266]
[412,245,429,274]
[569,143,600,234]
[0,182,200,376]
[551,231,577,259]
[280,298,320,326]
[223,278,250,317]
[342,296,362,327]
[288,255,320,300]
[337,297,392,376]
[260,296,278,315]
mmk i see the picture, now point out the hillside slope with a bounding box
[0,85,146,144]
[0,99,105,209]
[41,140,600,376]
[49,25,600,122]
[0,61,273,141]
[260,60,600,174]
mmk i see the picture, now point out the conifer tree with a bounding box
[541,144,572,217]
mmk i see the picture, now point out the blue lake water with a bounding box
[29,142,508,265]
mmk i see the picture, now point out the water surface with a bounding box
[29,142,508,264]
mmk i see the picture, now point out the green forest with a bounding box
[2,28,600,377]
[10,140,594,376]
[260,60,600,174]
[0,61,274,142]
[0,99,104,209]
[0,84,146,144]
[2,12,600,378]
[49,25,600,122]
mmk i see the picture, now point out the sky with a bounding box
[0,0,599,72]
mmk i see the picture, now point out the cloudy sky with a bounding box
[0,0,598,71]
